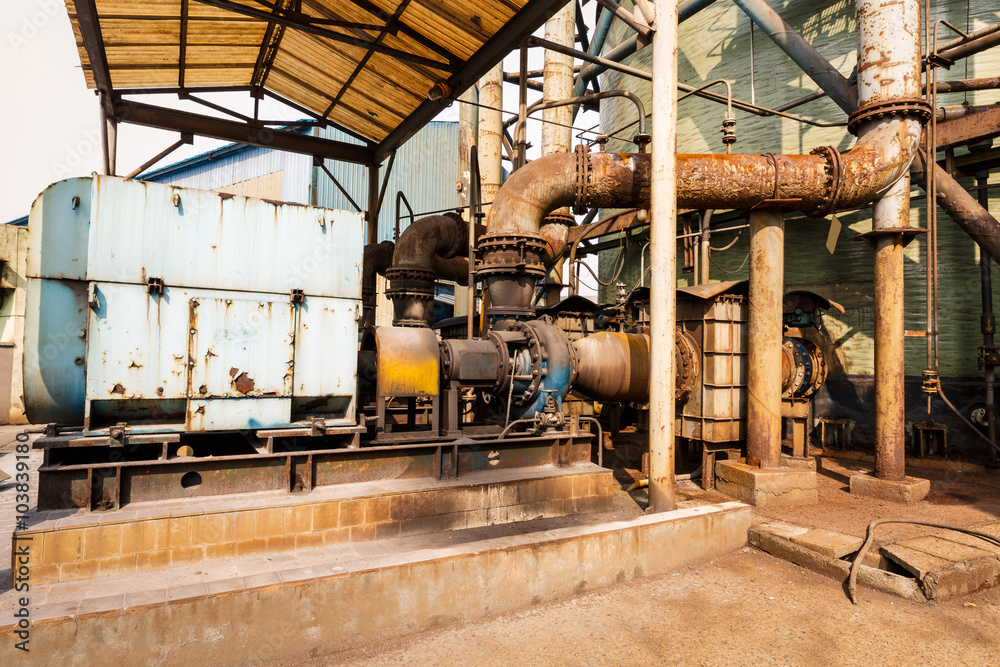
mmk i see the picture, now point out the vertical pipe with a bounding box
[977,172,997,454]
[648,1,679,513]
[99,95,117,176]
[541,1,576,306]
[857,0,922,482]
[479,63,504,212]
[872,177,910,481]
[699,209,712,285]
[366,163,379,245]
[456,86,478,321]
[746,210,784,468]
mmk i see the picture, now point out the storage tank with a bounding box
[597,0,1000,452]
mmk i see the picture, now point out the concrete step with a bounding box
[12,463,614,587]
[0,500,750,665]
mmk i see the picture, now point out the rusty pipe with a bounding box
[386,213,468,327]
[572,332,650,403]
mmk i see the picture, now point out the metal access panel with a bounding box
[25,175,363,432]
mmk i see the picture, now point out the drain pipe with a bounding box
[648,1,679,513]
[977,171,998,460]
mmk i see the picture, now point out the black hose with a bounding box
[848,518,1000,604]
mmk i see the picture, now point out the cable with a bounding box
[710,250,751,275]
[936,384,1000,453]
[849,519,1000,604]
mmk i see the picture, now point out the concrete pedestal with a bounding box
[849,473,930,504]
[715,460,818,508]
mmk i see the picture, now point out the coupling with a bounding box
[477,233,549,321]
[385,266,437,327]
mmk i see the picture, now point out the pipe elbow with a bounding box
[484,153,577,238]
[391,212,467,271]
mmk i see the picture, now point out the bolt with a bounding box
[190,329,196,334]
[189,361,195,367]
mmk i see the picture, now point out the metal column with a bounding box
[478,63,504,212]
[648,1,679,513]
[541,1,576,306]
[857,0,922,482]
[871,176,910,481]
[746,210,784,468]
[977,172,997,458]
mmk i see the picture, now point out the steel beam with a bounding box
[732,0,857,114]
[72,0,114,115]
[111,100,375,164]
[375,0,567,161]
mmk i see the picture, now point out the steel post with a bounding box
[648,1,679,513]
[856,0,921,482]
[746,210,784,468]
[871,177,909,481]
[541,1,576,306]
[977,172,997,459]
[478,63,504,212]
[456,86,478,319]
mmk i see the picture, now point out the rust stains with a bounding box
[111,383,125,395]
[230,367,255,394]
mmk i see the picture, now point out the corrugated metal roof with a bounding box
[66,0,565,159]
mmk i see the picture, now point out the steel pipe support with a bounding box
[746,210,784,469]
[648,3,679,513]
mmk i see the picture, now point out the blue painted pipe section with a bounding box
[572,6,616,117]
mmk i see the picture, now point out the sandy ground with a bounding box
[308,547,1000,667]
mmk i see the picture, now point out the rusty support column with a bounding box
[541,1,575,306]
[871,176,910,481]
[648,1,679,513]
[746,210,783,468]
[478,64,503,213]
[100,94,117,176]
[856,0,921,482]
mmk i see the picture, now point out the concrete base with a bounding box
[14,464,613,586]
[849,473,930,504]
[715,460,818,508]
[0,502,750,665]
[781,454,817,471]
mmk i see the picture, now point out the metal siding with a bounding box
[144,144,288,193]
[313,122,459,242]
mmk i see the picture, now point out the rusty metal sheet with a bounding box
[676,280,748,301]
[186,397,293,432]
[374,326,440,398]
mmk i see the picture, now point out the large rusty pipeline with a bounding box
[386,213,467,327]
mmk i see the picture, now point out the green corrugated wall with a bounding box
[596,0,1000,377]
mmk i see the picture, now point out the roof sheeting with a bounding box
[66,0,562,160]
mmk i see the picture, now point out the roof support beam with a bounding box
[72,0,114,114]
[111,100,375,164]
[376,0,568,160]
[343,0,461,67]
[192,0,455,72]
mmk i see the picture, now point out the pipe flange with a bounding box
[675,329,699,401]
[847,98,932,136]
[512,322,544,407]
[477,234,548,277]
[808,145,843,218]
[763,153,781,200]
[543,212,576,227]
[574,144,590,215]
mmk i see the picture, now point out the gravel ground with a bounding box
[309,547,1000,667]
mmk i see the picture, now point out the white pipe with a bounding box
[478,63,504,214]
[648,0,679,513]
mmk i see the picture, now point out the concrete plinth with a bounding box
[715,460,818,507]
[849,473,930,504]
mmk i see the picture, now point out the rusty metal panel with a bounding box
[374,326,440,398]
[25,177,93,281]
[187,297,295,399]
[86,175,362,299]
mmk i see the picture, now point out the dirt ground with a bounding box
[303,547,999,667]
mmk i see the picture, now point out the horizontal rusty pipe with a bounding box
[912,152,1000,264]
[386,213,468,327]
